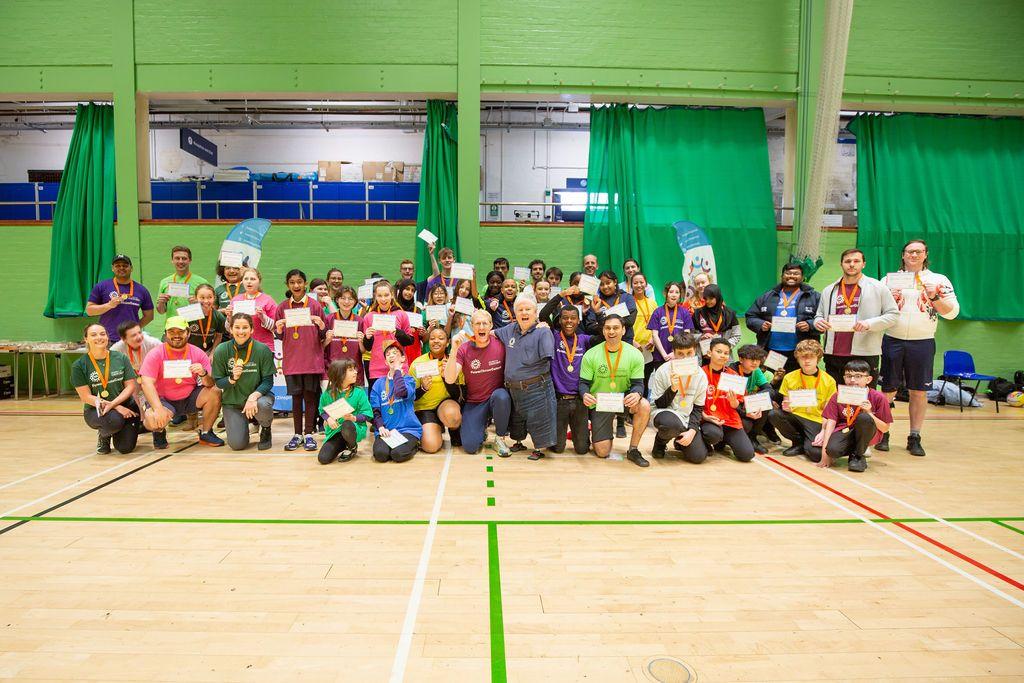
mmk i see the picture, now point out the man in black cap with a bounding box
[86,254,154,341]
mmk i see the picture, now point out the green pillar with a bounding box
[456,0,481,266]
[111,0,142,276]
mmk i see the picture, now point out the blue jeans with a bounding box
[508,376,557,450]
[461,389,512,454]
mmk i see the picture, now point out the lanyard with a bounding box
[778,288,799,309]
[559,332,578,368]
[843,405,863,429]
[88,353,111,394]
[199,307,214,338]
[164,343,187,361]
[174,272,192,284]
[708,311,723,333]
[233,340,254,367]
[501,298,515,321]
[666,304,679,331]
[113,279,134,299]
[801,372,820,391]
[603,344,623,387]
[839,280,860,311]
[225,282,240,299]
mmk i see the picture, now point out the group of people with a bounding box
[74,239,958,473]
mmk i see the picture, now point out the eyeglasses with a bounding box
[903,249,926,255]
[843,373,871,380]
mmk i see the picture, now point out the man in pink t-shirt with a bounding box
[140,316,224,448]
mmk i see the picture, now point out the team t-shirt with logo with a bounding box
[455,339,505,403]
[70,351,137,410]
[87,279,154,341]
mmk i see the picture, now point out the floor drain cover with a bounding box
[646,657,696,682]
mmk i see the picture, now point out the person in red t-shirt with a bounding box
[818,359,893,473]
[700,338,755,462]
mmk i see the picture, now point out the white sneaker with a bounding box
[490,437,511,458]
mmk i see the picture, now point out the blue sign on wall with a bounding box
[179,128,218,166]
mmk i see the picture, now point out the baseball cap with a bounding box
[111,253,132,266]
[164,316,189,331]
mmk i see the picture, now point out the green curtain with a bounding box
[583,105,776,310]
[43,103,116,318]
[850,113,1024,321]
[415,100,460,279]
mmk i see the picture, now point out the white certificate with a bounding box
[357,284,374,301]
[333,319,359,338]
[233,298,256,315]
[407,313,424,328]
[364,277,383,286]
[177,303,204,321]
[604,303,629,317]
[323,396,354,420]
[373,314,397,332]
[578,274,600,295]
[166,282,190,298]
[414,359,440,378]
[219,251,244,268]
[828,314,857,332]
[450,263,474,280]
[417,228,438,244]
[549,286,562,297]
[837,385,869,405]
[717,372,748,396]
[454,297,476,315]
[699,337,712,356]
[886,271,916,290]
[513,266,531,281]
[382,431,408,449]
[284,307,312,327]
[764,350,788,371]
[445,286,454,300]
[162,359,192,379]
[425,305,448,322]
[595,392,625,413]
[788,388,818,408]
[670,356,699,376]
[743,392,773,413]
[771,315,797,333]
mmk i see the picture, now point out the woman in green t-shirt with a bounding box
[212,313,277,451]
[70,323,140,455]
[317,358,373,464]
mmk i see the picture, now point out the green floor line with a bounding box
[486,498,496,507]
[486,480,494,488]
[3,515,1021,526]
[993,520,1024,536]
[488,522,507,683]
[486,466,493,473]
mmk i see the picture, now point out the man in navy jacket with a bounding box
[745,263,821,373]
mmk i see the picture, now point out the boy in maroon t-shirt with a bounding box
[818,359,893,472]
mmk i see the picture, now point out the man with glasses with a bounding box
[878,240,959,456]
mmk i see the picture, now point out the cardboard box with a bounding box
[318,160,353,182]
[362,161,406,182]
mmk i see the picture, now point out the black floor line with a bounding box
[0,442,194,537]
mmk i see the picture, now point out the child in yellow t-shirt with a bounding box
[769,339,837,460]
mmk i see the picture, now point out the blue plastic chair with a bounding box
[941,350,999,413]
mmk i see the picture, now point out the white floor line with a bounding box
[827,468,1024,562]
[389,442,453,682]
[754,458,1024,610]
[0,451,156,518]
[0,452,97,492]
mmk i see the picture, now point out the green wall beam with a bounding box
[456,0,481,265]
[111,0,142,268]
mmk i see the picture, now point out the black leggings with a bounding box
[700,422,755,462]
[318,421,358,464]
[372,433,420,463]
[292,390,320,435]
[653,412,707,464]
[84,405,139,454]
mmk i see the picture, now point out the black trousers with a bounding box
[738,408,771,446]
[824,354,879,389]
[700,422,755,462]
[553,395,590,454]
[318,421,358,464]
[84,404,139,454]
[653,412,707,464]
[820,413,877,462]
[768,411,823,460]
[372,432,420,463]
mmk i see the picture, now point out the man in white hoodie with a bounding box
[814,249,899,388]
[877,239,959,456]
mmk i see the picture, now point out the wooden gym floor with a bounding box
[0,397,1022,681]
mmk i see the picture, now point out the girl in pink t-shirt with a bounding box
[228,267,278,348]
[274,269,327,452]
[362,280,412,384]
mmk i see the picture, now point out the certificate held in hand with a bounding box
[886,271,915,290]
[595,392,625,413]
[323,396,354,420]
[743,392,773,413]
[450,263,474,280]
[828,314,857,332]
[670,356,699,376]
[414,359,440,379]
[788,388,818,408]
[424,305,448,323]
[604,303,629,317]
[578,274,600,295]
[177,303,204,322]
[373,314,397,332]
[771,316,797,333]
[284,307,312,327]
[166,282,190,298]
[233,298,256,315]
[333,319,359,338]
[513,266,531,281]
[716,372,748,396]
[837,385,869,405]
[162,359,192,379]
[454,297,476,315]
[764,350,788,372]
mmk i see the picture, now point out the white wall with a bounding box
[0,129,74,182]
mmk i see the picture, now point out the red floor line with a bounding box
[764,456,1024,592]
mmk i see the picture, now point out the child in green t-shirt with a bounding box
[318,359,373,464]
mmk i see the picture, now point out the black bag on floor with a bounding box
[988,378,1018,401]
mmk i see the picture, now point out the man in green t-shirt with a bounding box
[156,245,209,317]
[579,314,651,467]
[211,313,278,450]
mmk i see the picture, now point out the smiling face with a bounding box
[399,261,415,279]
[223,266,241,284]
[374,284,394,309]
[738,357,761,374]
[530,263,545,281]
[85,324,109,353]
[338,291,356,314]
[692,273,710,298]
[665,283,681,306]
[501,279,518,300]
[602,316,624,345]
[559,308,580,335]
[533,280,551,301]
[623,260,639,280]
[631,274,647,296]
[112,260,132,282]
[902,241,927,272]
[287,274,306,299]
[456,280,471,299]
[171,250,191,275]
[439,252,455,271]
[598,275,617,296]
[471,311,493,338]
[312,283,328,299]
[165,326,188,349]
[514,298,537,328]
[781,266,803,288]
[582,255,598,275]
[197,287,216,311]
[400,284,416,303]
[429,286,447,305]
[427,328,448,355]
[231,316,253,343]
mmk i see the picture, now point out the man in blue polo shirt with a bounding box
[85,254,154,341]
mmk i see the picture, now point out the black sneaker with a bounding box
[848,455,867,473]
[170,413,187,427]
[615,420,628,439]
[510,441,527,453]
[527,450,545,460]
[782,445,804,457]
[96,434,112,454]
[153,430,168,449]
[651,439,667,459]
[338,447,356,463]
[876,432,890,451]
[258,426,272,451]
[625,447,649,468]
[907,434,926,457]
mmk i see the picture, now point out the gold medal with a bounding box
[710,404,717,412]
[610,381,617,389]
[779,310,788,316]
[566,364,573,373]
[844,307,852,314]
[100,390,109,398]
[342,344,349,352]
[293,331,300,339]
[388,407,395,415]
[175,378,183,384]
[667,335,674,343]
